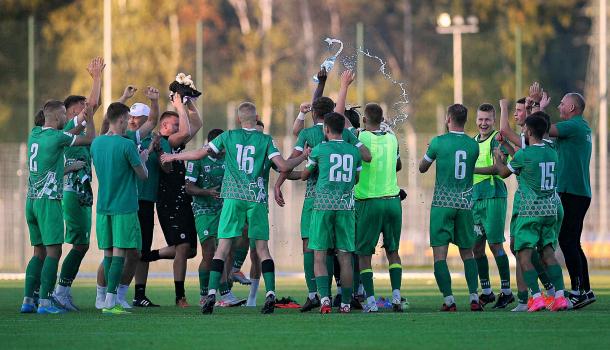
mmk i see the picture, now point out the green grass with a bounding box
[2,276,610,349]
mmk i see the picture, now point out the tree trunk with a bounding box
[300,0,315,72]
[260,0,273,127]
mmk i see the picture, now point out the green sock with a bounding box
[303,252,316,293]
[546,264,565,292]
[219,282,230,295]
[106,256,125,294]
[389,264,402,291]
[24,256,43,298]
[475,256,490,290]
[523,269,541,294]
[262,271,275,293]
[103,256,112,285]
[58,249,85,287]
[208,270,222,291]
[433,260,452,297]
[325,254,334,294]
[199,269,210,296]
[531,250,553,290]
[360,269,374,297]
[316,275,330,298]
[232,248,248,269]
[463,258,479,294]
[341,286,353,304]
[517,290,529,304]
[495,253,511,290]
[39,256,59,299]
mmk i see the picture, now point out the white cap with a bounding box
[130,103,150,117]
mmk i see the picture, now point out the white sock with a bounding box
[208,289,217,296]
[308,292,317,300]
[571,289,581,295]
[482,288,492,295]
[265,290,275,298]
[96,285,107,298]
[248,278,260,298]
[392,289,401,301]
[366,296,375,305]
[555,290,564,298]
[321,296,330,304]
[341,302,350,308]
[532,292,542,299]
[444,295,455,306]
[23,297,35,305]
[117,284,129,301]
[501,288,512,295]
[39,298,52,307]
[469,293,479,303]
[547,287,556,296]
[55,284,68,296]
[104,293,117,309]
[358,284,365,296]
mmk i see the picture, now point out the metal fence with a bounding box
[1,129,609,273]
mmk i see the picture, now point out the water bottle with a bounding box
[313,55,336,83]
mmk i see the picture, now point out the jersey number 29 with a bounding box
[236,144,255,174]
[329,154,353,182]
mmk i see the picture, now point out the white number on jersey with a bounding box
[236,144,255,174]
[454,150,466,180]
[539,162,555,190]
[29,143,39,172]
[329,153,354,182]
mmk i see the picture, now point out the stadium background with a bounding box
[1,0,608,273]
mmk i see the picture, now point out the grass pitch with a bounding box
[1,275,610,349]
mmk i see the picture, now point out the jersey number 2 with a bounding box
[29,143,39,172]
[236,144,255,174]
[329,154,353,182]
[454,150,466,180]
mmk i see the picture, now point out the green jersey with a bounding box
[27,126,76,199]
[63,117,91,192]
[295,123,362,198]
[555,115,592,197]
[209,128,280,204]
[306,140,362,210]
[185,155,225,215]
[424,131,479,209]
[91,134,142,214]
[508,144,558,217]
[472,131,508,200]
[130,133,170,202]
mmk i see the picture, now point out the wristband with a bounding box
[81,120,87,126]
[297,112,306,121]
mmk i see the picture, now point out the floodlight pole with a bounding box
[103,0,112,112]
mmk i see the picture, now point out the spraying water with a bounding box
[313,38,344,83]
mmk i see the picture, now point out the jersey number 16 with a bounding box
[236,144,255,174]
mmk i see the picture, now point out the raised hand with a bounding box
[529,81,543,103]
[340,70,356,87]
[145,86,160,101]
[316,67,327,84]
[171,92,184,109]
[540,91,551,110]
[122,85,137,100]
[87,57,105,79]
[299,103,312,113]
[499,99,509,111]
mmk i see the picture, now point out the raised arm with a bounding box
[72,106,97,146]
[492,148,512,179]
[498,98,522,149]
[292,103,311,137]
[167,93,192,148]
[313,67,327,103]
[335,70,355,128]
[118,85,137,105]
[184,98,203,142]
[136,86,160,139]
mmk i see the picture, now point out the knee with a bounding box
[459,248,474,261]
[74,244,89,254]
[489,243,505,257]
[472,244,486,258]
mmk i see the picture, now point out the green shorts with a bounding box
[218,199,269,240]
[300,198,314,239]
[308,210,355,252]
[195,213,220,243]
[355,196,402,255]
[429,206,475,249]
[473,197,507,244]
[62,191,92,245]
[96,212,142,250]
[513,215,557,252]
[25,198,64,246]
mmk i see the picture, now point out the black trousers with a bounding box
[558,192,591,292]
[138,200,156,253]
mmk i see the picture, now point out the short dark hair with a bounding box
[323,112,345,134]
[364,103,383,125]
[345,108,361,128]
[516,97,526,105]
[478,103,495,114]
[207,128,224,142]
[529,111,551,134]
[43,100,65,119]
[106,102,130,123]
[160,111,179,122]
[567,93,586,113]
[524,114,548,140]
[312,97,335,119]
[64,95,86,110]
[447,104,468,126]
[34,109,45,126]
